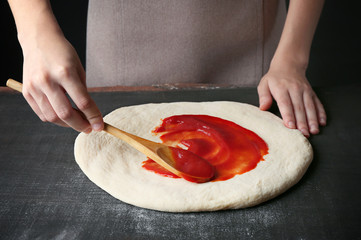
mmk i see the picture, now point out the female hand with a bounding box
[21,31,103,133]
[257,61,326,137]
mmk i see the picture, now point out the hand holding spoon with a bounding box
[6,79,214,183]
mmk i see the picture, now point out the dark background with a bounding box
[1,1,360,87]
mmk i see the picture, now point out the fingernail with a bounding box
[259,103,265,110]
[310,124,319,134]
[84,127,92,134]
[288,121,295,129]
[92,123,103,131]
[320,118,326,126]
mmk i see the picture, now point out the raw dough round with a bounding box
[74,101,312,212]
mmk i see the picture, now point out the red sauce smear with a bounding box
[142,146,215,183]
[142,115,268,182]
[170,146,215,183]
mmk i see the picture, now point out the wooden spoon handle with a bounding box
[6,79,23,92]
[104,123,162,151]
[7,78,161,152]
[6,78,89,120]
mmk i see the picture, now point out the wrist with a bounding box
[270,49,309,74]
[18,23,64,57]
[15,4,63,51]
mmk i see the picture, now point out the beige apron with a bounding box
[86,0,286,87]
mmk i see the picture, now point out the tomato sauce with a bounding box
[142,115,268,182]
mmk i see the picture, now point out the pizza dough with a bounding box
[74,101,312,212]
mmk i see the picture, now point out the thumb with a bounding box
[257,79,273,111]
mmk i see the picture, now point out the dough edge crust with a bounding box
[74,101,313,212]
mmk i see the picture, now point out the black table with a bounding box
[1,84,360,240]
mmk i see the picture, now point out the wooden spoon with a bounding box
[6,79,214,183]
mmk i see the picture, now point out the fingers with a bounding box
[274,90,297,130]
[259,64,327,137]
[261,78,327,137]
[62,76,104,132]
[23,71,103,133]
[276,86,326,137]
[314,96,327,126]
[303,92,319,135]
[289,90,310,137]
[257,80,273,111]
[43,83,92,132]
[22,88,46,121]
[19,34,103,133]
[23,82,69,128]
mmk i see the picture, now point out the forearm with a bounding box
[7,0,63,49]
[258,0,326,137]
[7,1,104,133]
[271,0,324,69]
